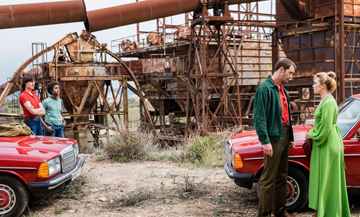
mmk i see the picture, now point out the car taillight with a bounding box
[233,153,243,169]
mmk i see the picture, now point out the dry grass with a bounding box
[102,173,208,212]
[101,128,233,168]
[103,130,157,162]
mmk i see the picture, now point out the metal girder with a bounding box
[105,49,157,136]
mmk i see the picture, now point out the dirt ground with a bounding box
[23,154,360,217]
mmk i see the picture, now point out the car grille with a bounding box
[225,139,232,163]
[60,145,76,173]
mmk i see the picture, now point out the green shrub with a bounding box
[104,131,154,162]
[186,135,226,166]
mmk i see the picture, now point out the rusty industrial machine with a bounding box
[0,31,143,152]
[1,0,359,150]
[0,0,270,150]
[274,0,360,121]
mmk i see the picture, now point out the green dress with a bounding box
[308,96,350,217]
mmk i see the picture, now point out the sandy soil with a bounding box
[22,154,360,217]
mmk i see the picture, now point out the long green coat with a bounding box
[308,96,350,217]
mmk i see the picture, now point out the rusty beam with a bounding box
[60,82,78,112]
[78,82,94,114]
[339,0,345,103]
[127,83,139,97]
[86,0,266,32]
[105,49,157,136]
[63,111,125,117]
[123,78,129,131]
[67,81,94,138]
[59,76,124,81]
[146,79,170,98]
[110,82,122,111]
[0,0,87,30]
[94,81,121,132]
[345,40,360,73]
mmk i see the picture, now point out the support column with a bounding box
[123,78,129,131]
[272,30,279,71]
[339,0,345,103]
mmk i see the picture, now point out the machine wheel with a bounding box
[0,174,29,217]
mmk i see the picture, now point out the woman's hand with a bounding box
[305,132,311,140]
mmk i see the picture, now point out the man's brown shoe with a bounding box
[273,213,295,217]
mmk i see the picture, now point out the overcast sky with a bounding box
[0,0,273,87]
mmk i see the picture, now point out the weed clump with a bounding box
[102,128,229,167]
[104,131,155,162]
[185,135,227,166]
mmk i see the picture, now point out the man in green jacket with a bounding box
[254,58,296,217]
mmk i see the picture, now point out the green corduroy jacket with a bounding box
[253,76,294,145]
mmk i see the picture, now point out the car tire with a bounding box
[286,167,308,213]
[256,167,308,213]
[0,174,29,217]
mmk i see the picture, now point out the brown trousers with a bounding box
[258,126,290,217]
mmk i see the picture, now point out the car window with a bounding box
[337,99,360,137]
[356,128,360,139]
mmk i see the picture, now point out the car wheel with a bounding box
[286,167,308,213]
[256,167,308,213]
[0,174,29,217]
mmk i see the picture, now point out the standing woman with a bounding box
[305,72,350,217]
[19,74,45,135]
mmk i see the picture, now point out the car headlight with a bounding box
[230,149,234,166]
[38,157,61,178]
[74,143,79,158]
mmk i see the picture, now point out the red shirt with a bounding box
[19,90,41,118]
[270,77,290,124]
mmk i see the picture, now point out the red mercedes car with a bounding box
[0,136,84,217]
[225,94,360,212]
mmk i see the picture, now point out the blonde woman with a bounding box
[305,72,350,217]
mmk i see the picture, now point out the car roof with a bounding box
[352,94,360,99]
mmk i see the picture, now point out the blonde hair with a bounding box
[313,71,337,92]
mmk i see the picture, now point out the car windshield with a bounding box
[337,98,360,137]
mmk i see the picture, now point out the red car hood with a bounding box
[231,125,314,148]
[0,135,77,162]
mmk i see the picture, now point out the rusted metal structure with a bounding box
[0,0,277,147]
[274,0,360,121]
[0,30,158,151]
[2,0,360,147]
[109,1,281,139]
[0,0,88,30]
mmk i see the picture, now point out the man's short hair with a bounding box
[47,81,60,95]
[274,58,297,71]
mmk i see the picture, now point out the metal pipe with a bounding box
[0,0,88,30]
[87,0,264,32]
